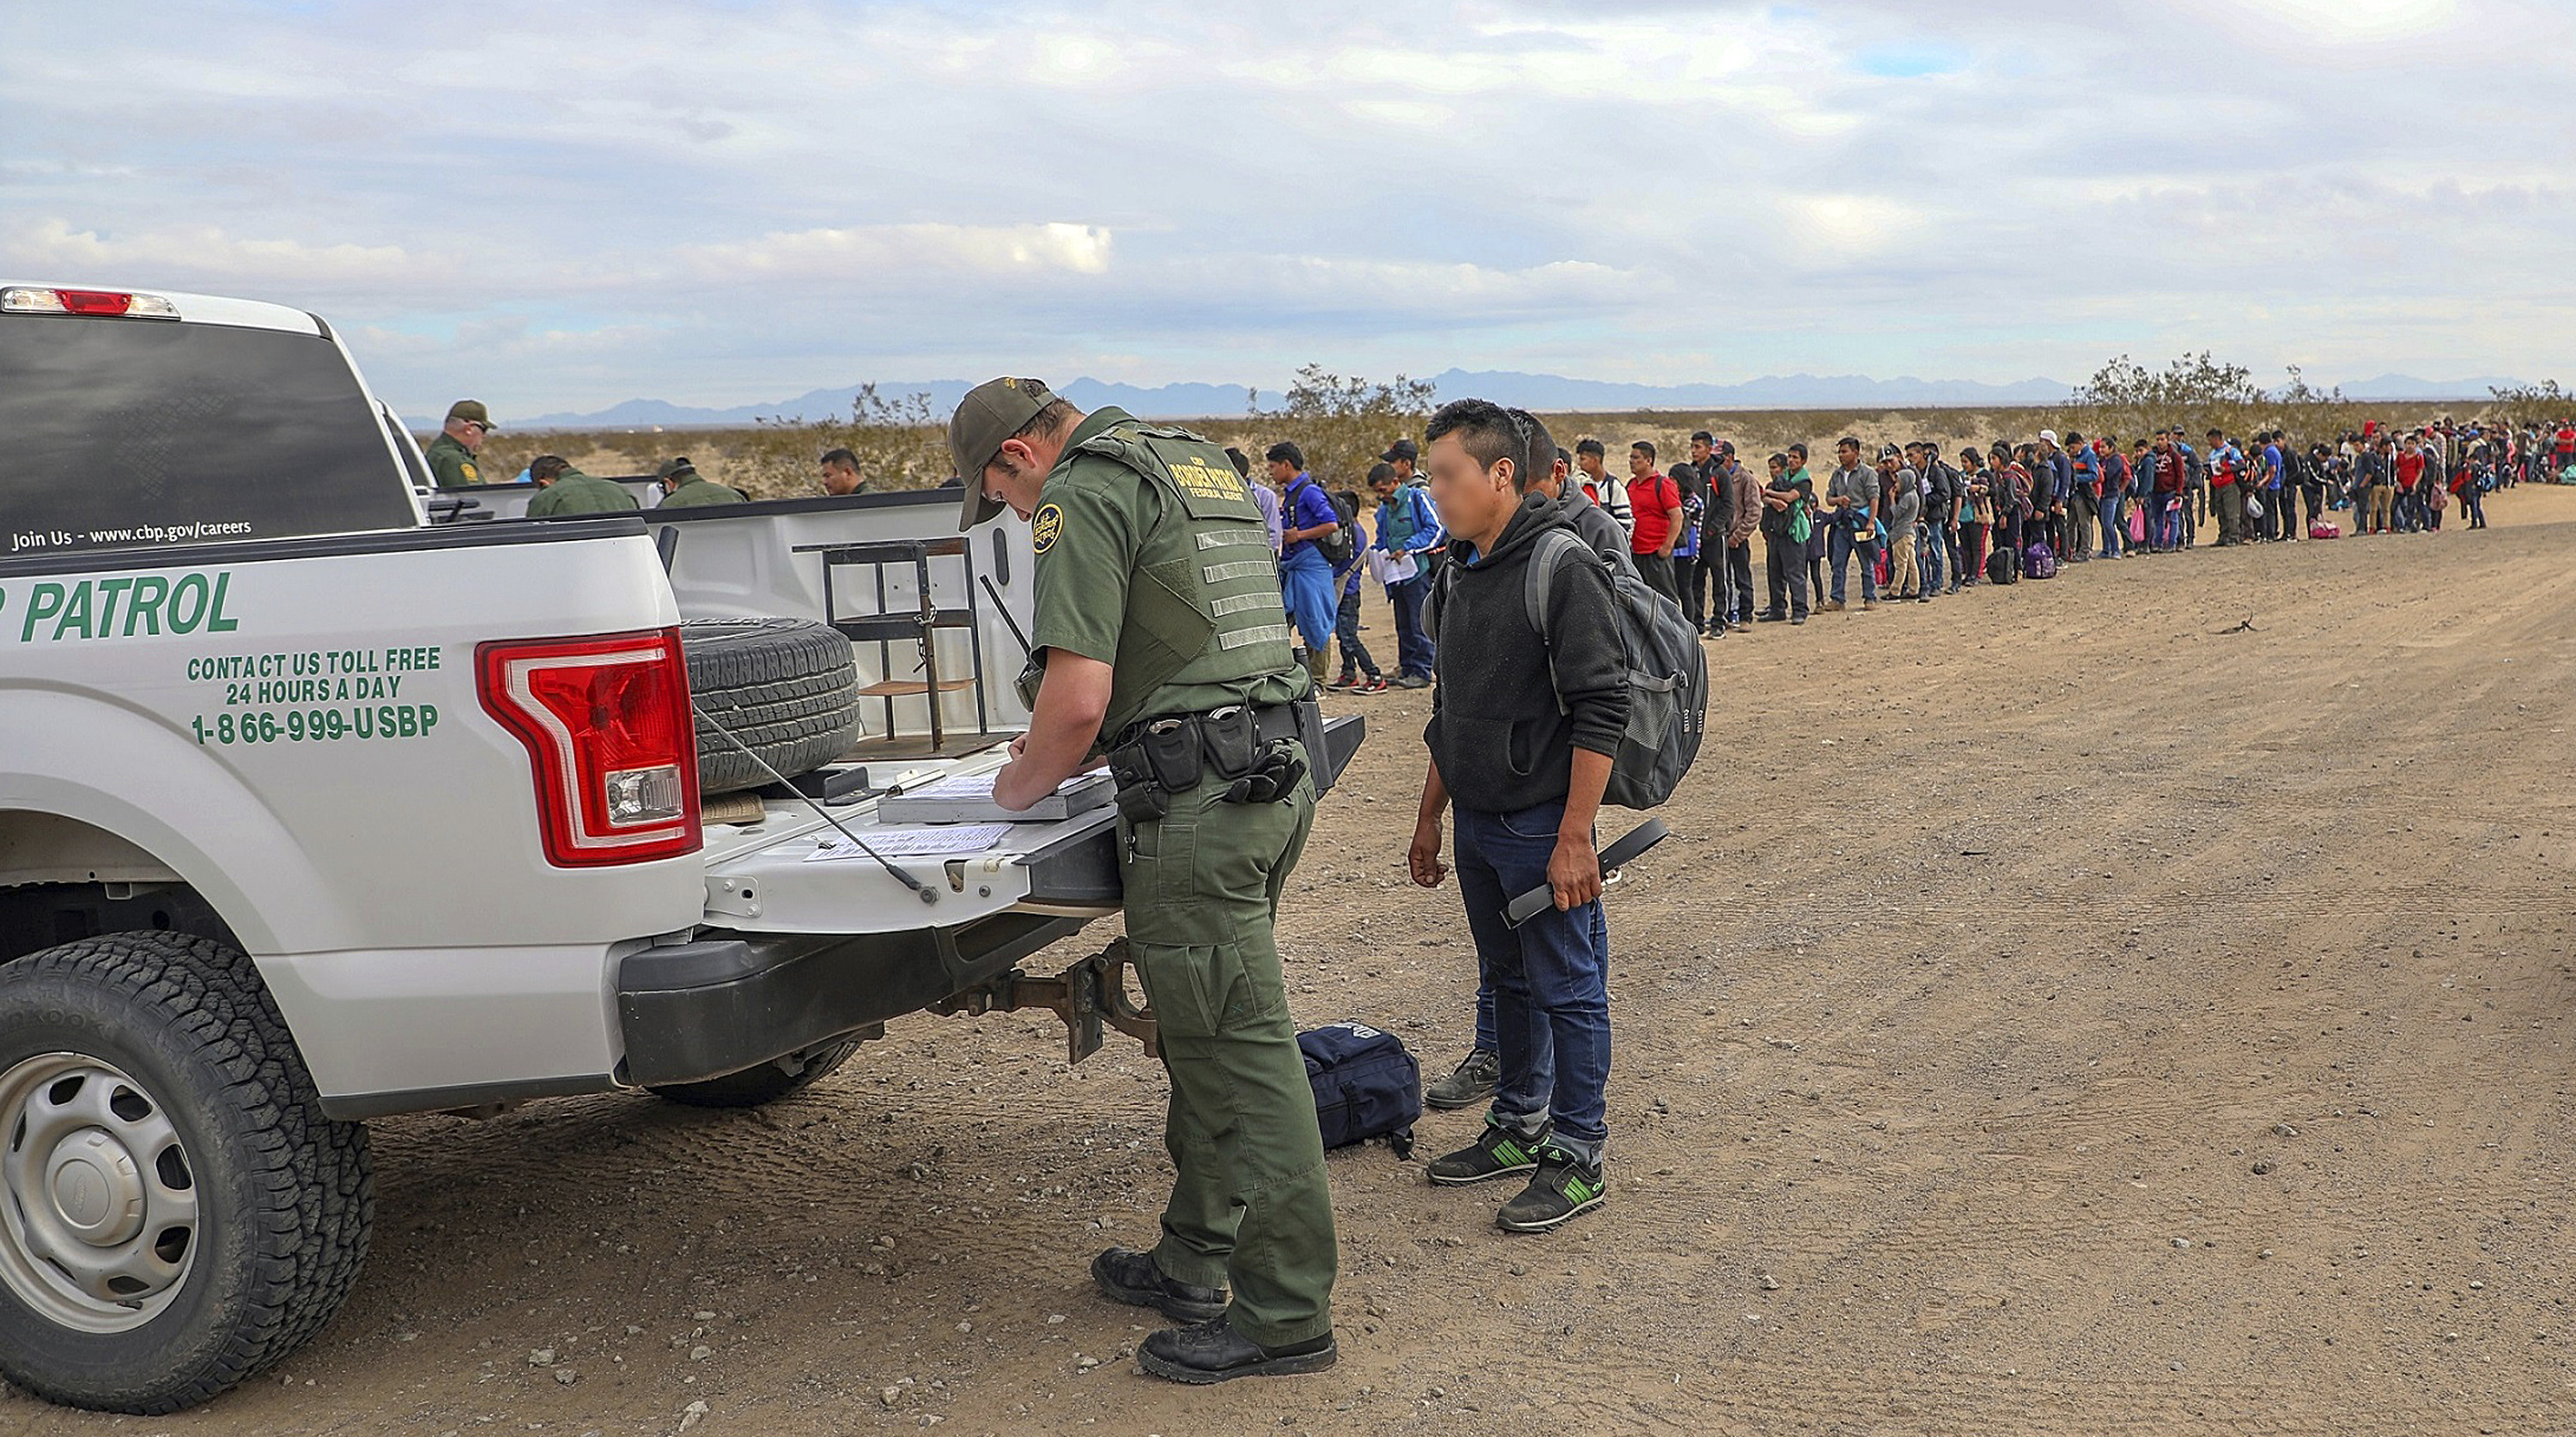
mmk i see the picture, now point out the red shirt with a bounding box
[1626,472,1679,554]
[2394,452,2426,487]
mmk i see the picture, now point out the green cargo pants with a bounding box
[1117,758,1335,1347]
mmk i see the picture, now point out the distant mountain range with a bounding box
[503,367,2524,429]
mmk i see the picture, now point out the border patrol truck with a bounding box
[0,283,1358,1413]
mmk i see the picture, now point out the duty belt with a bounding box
[1104,697,1319,823]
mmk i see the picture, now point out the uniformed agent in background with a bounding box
[653,455,748,508]
[952,376,1339,1385]
[522,455,641,517]
[818,447,868,496]
[423,400,495,488]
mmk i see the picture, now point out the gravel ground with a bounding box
[7,489,2573,1436]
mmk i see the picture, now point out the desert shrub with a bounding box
[1236,365,1438,484]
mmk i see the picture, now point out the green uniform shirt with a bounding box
[1030,407,1304,740]
[424,433,483,489]
[656,474,748,508]
[525,470,641,518]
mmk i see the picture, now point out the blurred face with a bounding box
[1370,476,1397,502]
[1426,429,1518,548]
[1267,458,1298,487]
[1767,457,1786,479]
[449,417,489,452]
[1577,450,1604,478]
[820,460,860,496]
[1690,438,1712,464]
[1629,448,1652,478]
[1837,441,1861,468]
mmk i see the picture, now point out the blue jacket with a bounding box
[1371,481,1444,557]
[1281,472,1339,566]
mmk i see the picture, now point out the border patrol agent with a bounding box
[953,377,1340,1385]
[653,456,748,508]
[424,399,494,488]
[523,455,640,517]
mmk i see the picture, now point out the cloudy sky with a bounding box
[5,0,2567,418]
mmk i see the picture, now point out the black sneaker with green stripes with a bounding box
[1425,1117,1551,1186]
[1495,1143,1607,1232]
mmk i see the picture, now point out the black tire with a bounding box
[680,618,866,795]
[0,933,372,1414]
[645,1037,864,1110]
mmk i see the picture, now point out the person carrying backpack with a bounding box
[1412,398,1631,1233]
[1368,460,1443,688]
[1268,442,1345,688]
[1327,484,1385,693]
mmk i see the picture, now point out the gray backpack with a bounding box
[1433,529,1705,811]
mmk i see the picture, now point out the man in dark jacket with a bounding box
[1411,398,1627,1233]
[1686,431,1733,635]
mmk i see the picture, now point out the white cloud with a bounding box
[677,222,1116,281]
[3,217,443,289]
[4,0,2568,411]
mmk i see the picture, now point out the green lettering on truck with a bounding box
[21,583,62,642]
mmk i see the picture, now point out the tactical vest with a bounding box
[1068,420,1298,737]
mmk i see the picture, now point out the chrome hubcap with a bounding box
[0,1054,198,1331]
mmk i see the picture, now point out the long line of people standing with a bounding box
[1232,417,2538,683]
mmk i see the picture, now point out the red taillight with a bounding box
[477,629,702,868]
[58,289,132,315]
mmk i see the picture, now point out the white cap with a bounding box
[2037,429,2059,444]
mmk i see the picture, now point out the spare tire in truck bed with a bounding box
[679,618,866,795]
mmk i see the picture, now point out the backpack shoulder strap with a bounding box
[1522,527,1602,717]
[1520,527,1591,638]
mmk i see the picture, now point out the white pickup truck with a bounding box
[0,283,1358,1414]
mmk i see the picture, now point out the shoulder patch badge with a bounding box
[1031,502,1064,554]
[461,462,478,482]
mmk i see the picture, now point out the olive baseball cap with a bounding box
[653,456,697,481]
[447,399,496,429]
[949,377,1058,529]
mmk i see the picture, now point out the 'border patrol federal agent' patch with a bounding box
[1031,502,1064,554]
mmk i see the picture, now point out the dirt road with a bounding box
[9,492,2573,1437]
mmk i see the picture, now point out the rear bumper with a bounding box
[617,711,1366,1088]
[614,910,1083,1087]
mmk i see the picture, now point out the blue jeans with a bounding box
[1333,585,1376,679]
[1387,573,1433,679]
[1452,799,1612,1153]
[2100,495,2124,557]
[1278,549,1335,660]
[1827,525,1878,603]
[1917,523,1943,594]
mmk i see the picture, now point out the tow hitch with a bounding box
[932,938,1158,1063]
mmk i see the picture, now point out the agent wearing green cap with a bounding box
[954,377,1338,1385]
[523,454,640,517]
[425,399,495,488]
[653,455,748,508]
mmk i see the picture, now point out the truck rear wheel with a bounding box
[680,618,866,795]
[645,1036,864,1109]
[0,933,372,1414]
